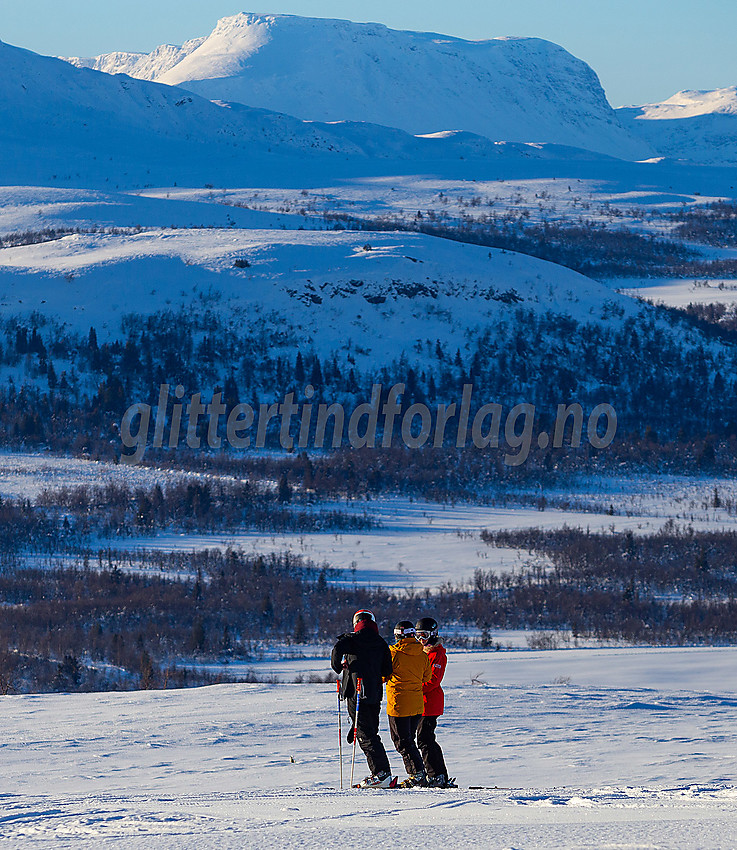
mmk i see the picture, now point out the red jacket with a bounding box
[422,642,446,716]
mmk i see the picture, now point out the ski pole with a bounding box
[337,679,343,790]
[350,676,362,787]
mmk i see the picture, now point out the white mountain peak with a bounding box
[62,11,650,160]
[635,86,737,120]
[616,85,737,164]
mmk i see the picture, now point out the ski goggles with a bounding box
[415,630,434,640]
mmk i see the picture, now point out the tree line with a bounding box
[2,290,737,465]
[5,526,737,694]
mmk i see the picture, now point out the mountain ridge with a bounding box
[66,37,206,81]
[62,12,651,160]
[1,38,620,188]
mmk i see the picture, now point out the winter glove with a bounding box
[347,726,355,744]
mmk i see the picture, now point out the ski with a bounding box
[351,777,463,790]
[468,786,515,791]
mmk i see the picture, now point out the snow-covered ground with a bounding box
[621,277,737,307]
[4,452,737,589]
[0,451,206,499]
[114,473,737,588]
[3,645,737,847]
[143,174,725,240]
[2,167,730,248]
[117,505,693,589]
[2,158,735,360]
[0,185,307,235]
[617,87,737,166]
[2,171,733,358]
[202,636,737,686]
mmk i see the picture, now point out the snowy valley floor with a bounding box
[5,451,737,591]
[4,646,737,848]
[3,453,737,845]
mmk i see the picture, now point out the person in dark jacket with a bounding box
[331,609,394,787]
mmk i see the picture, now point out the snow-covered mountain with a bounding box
[64,12,651,161]
[1,38,615,187]
[66,37,206,81]
[617,87,737,165]
[631,87,737,120]
[0,39,241,145]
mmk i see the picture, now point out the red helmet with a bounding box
[352,609,376,627]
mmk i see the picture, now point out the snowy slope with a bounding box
[632,88,737,120]
[0,186,315,235]
[618,87,737,165]
[0,227,637,349]
[0,39,413,158]
[1,38,621,190]
[3,648,737,846]
[66,12,651,160]
[0,39,248,145]
[0,36,337,189]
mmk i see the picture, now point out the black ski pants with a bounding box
[347,697,391,777]
[388,714,424,775]
[417,715,448,778]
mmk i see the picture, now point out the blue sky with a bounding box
[3,0,735,106]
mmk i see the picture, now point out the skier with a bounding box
[331,609,394,788]
[415,616,454,788]
[385,621,432,787]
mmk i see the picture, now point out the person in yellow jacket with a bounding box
[385,620,432,787]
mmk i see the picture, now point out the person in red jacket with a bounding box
[415,617,454,788]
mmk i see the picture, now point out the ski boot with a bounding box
[399,770,428,788]
[354,771,396,788]
[427,774,457,788]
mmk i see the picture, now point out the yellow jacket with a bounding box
[385,637,432,717]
